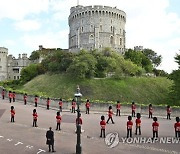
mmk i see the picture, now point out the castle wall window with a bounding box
[0,66,2,70]
[89,34,94,43]
[14,76,16,80]
[90,25,94,31]
[81,27,83,32]
[110,36,114,44]
[0,58,1,62]
[100,25,102,32]
[111,26,113,32]
[13,68,19,73]
[120,38,122,45]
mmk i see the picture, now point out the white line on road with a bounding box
[14,141,23,146]
[37,149,46,154]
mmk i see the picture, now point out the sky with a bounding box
[0,0,180,73]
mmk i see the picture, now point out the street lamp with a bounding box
[74,85,82,154]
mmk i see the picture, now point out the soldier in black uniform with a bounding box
[46,127,55,152]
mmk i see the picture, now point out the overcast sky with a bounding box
[0,0,180,73]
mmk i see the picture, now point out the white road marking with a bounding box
[26,145,33,149]
[7,138,13,142]
[15,141,23,146]
[37,149,46,154]
[0,135,4,138]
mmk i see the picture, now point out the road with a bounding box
[0,98,180,154]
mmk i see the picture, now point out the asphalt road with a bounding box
[0,98,180,154]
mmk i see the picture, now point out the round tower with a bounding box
[0,47,8,81]
[68,5,126,53]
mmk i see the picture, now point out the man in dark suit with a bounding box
[46,127,55,152]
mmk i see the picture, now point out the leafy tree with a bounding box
[29,51,40,60]
[169,54,180,105]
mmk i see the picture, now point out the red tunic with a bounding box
[59,101,63,107]
[9,93,13,98]
[13,93,16,98]
[149,107,153,113]
[174,122,180,131]
[47,99,50,105]
[24,95,27,101]
[72,101,76,108]
[100,120,106,129]
[152,122,159,131]
[2,91,5,96]
[85,102,90,108]
[127,120,133,129]
[33,113,38,120]
[132,104,136,111]
[108,110,113,117]
[10,109,15,116]
[116,103,121,110]
[35,97,38,103]
[167,108,171,114]
[56,115,62,123]
[136,119,141,127]
[76,117,82,125]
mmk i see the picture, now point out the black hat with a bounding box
[153,117,157,121]
[57,112,60,116]
[109,106,112,110]
[137,113,141,119]
[149,104,152,107]
[11,106,14,110]
[33,109,36,113]
[128,116,132,121]
[176,117,179,122]
[101,115,105,120]
[117,101,120,103]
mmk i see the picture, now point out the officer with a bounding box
[71,99,76,113]
[10,106,15,122]
[152,117,159,139]
[47,97,50,110]
[34,95,38,107]
[1,89,5,99]
[116,101,121,116]
[149,104,153,118]
[127,116,133,138]
[12,91,16,102]
[131,102,136,117]
[174,117,180,138]
[46,127,55,152]
[24,93,27,105]
[100,115,106,138]
[59,98,63,112]
[167,105,171,120]
[135,113,141,135]
[9,91,13,103]
[56,112,61,131]
[32,109,38,127]
[85,99,90,114]
[106,106,115,124]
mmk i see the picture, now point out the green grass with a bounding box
[18,73,173,105]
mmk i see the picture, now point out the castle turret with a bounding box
[68,5,126,53]
[0,47,8,81]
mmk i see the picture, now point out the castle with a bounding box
[0,47,31,81]
[0,5,126,81]
[68,5,126,53]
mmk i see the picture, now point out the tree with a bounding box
[29,51,40,60]
[169,54,180,105]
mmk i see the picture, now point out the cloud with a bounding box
[14,20,41,31]
[0,0,49,20]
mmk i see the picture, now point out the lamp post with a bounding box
[74,85,82,154]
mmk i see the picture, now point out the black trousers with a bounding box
[24,100,27,105]
[48,144,54,152]
[175,131,180,138]
[167,113,171,120]
[127,129,132,138]
[2,95,4,99]
[116,109,120,116]
[13,98,15,102]
[106,117,114,124]
[72,107,75,113]
[33,119,37,127]
[149,112,152,118]
[86,108,89,114]
[56,123,61,130]
[47,105,49,110]
[11,116,15,122]
[59,106,62,112]
[153,131,158,138]
[35,102,37,107]
[9,98,12,103]
[132,110,135,117]
[135,126,141,135]
[100,129,105,138]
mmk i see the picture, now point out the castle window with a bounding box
[14,76,16,80]
[100,18,102,22]
[110,36,114,44]
[81,27,83,32]
[95,10,98,15]
[81,19,83,24]
[0,66,2,70]
[17,76,20,80]
[89,34,94,43]
[71,38,74,46]
[102,11,105,15]
[90,25,94,31]
[111,26,113,32]
[92,11,94,14]
[111,19,113,24]
[120,29,121,34]
[0,58,1,62]
[100,25,102,32]
[120,38,122,45]
[89,11,91,15]
[99,11,101,15]
[82,12,84,15]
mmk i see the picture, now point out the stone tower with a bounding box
[0,47,8,81]
[68,5,126,53]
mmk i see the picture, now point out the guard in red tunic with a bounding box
[131,102,136,117]
[56,112,61,131]
[106,106,115,124]
[8,91,13,103]
[24,93,27,105]
[167,105,171,120]
[100,115,106,138]
[85,99,90,114]
[33,109,38,127]
[152,117,159,139]
[71,99,76,113]
[12,91,16,102]
[149,104,153,118]
[34,95,38,107]
[127,116,133,138]
[76,113,83,133]
[59,98,63,112]
[10,106,15,122]
[135,113,141,135]
[47,97,50,110]
[116,101,121,116]
[1,89,5,100]
[174,117,180,138]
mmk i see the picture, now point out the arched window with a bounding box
[89,34,94,43]
[120,38,122,45]
[81,27,83,32]
[100,25,102,31]
[110,36,113,44]
[71,38,74,46]
[111,26,113,32]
